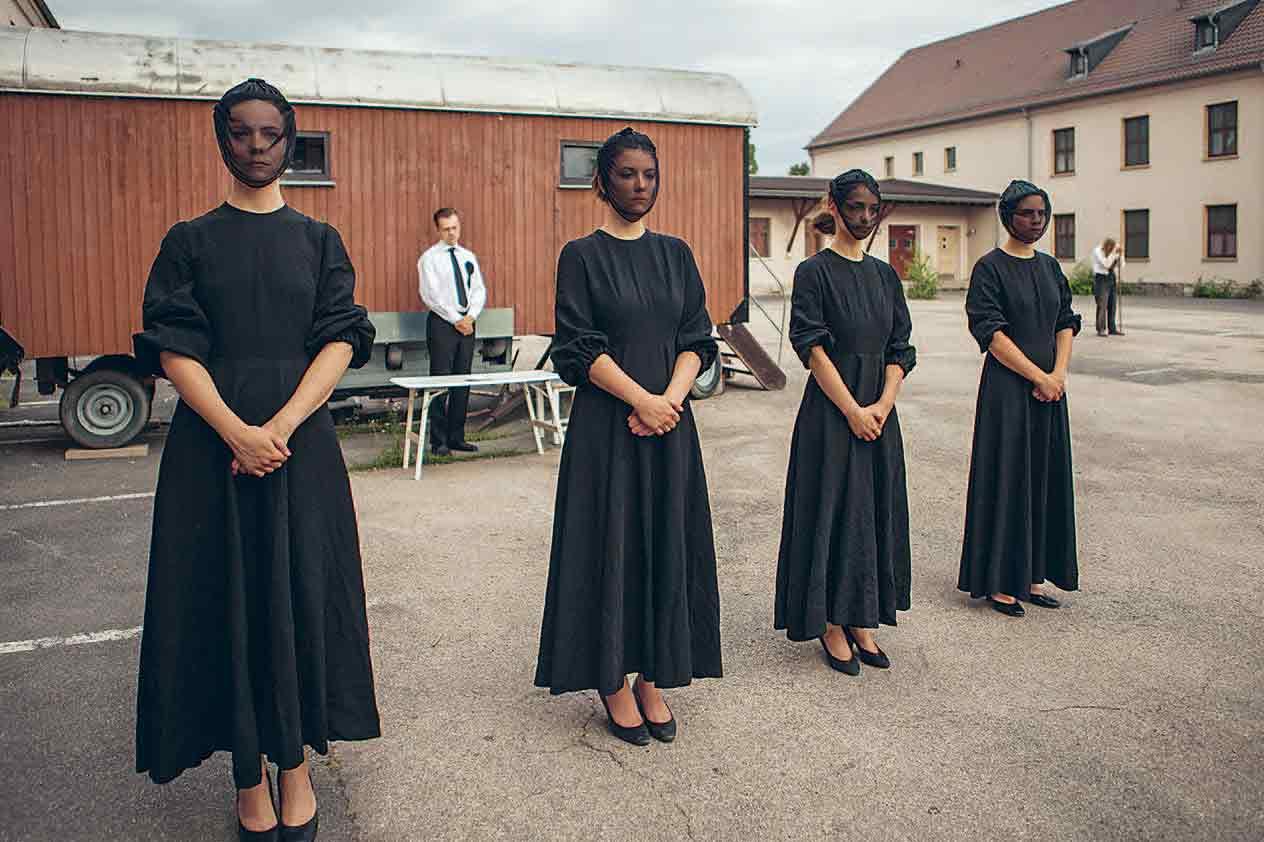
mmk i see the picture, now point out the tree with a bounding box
[788,162,810,176]
[747,141,759,175]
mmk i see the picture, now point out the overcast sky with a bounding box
[53,0,1058,174]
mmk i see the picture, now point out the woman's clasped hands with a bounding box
[628,392,683,437]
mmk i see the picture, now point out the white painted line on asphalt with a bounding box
[1125,367,1177,377]
[0,491,155,511]
[0,625,143,655]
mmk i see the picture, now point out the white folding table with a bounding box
[390,371,572,479]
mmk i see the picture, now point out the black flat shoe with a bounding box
[819,635,860,675]
[600,693,651,746]
[1026,592,1061,609]
[238,768,279,842]
[633,680,677,743]
[449,441,479,453]
[430,444,451,457]
[1109,330,1126,336]
[987,597,1025,617]
[278,766,319,842]
[843,626,890,669]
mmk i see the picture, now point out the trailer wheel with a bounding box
[690,353,726,400]
[59,369,151,449]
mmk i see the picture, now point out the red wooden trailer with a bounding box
[0,27,757,446]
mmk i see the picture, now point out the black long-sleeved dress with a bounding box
[957,248,1082,599]
[133,203,381,789]
[774,251,917,640]
[534,230,722,696]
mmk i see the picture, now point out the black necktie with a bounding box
[449,247,469,312]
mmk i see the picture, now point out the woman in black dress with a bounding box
[535,128,721,745]
[958,179,1081,617]
[774,170,916,675]
[134,79,380,841]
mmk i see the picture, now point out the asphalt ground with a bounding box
[1,292,1261,841]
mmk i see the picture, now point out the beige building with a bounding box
[748,176,997,293]
[3,0,56,28]
[807,0,1264,292]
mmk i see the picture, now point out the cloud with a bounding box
[51,0,1058,174]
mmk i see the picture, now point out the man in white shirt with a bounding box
[1090,237,1125,337]
[418,208,487,455]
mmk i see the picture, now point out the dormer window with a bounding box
[1195,19,1218,50]
[1069,50,1088,78]
[1191,0,1260,53]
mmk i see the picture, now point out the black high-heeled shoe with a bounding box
[600,693,651,746]
[843,626,890,669]
[238,767,279,842]
[278,765,319,842]
[987,596,1025,617]
[819,635,860,675]
[632,679,677,743]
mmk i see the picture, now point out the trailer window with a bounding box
[560,141,601,188]
[282,132,333,185]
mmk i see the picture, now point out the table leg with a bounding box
[416,388,442,480]
[548,382,565,447]
[402,388,416,470]
[525,383,545,455]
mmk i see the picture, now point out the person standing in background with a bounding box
[1091,237,1125,337]
[418,208,487,456]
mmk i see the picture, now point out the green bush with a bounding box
[1191,276,1262,299]
[905,250,939,300]
[1067,260,1094,296]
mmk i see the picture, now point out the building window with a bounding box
[912,151,923,176]
[1069,50,1088,78]
[884,155,894,178]
[1054,214,1076,259]
[1053,128,1075,174]
[1207,102,1238,158]
[749,217,771,258]
[1124,209,1149,259]
[1123,116,1149,167]
[944,146,957,171]
[559,141,601,187]
[1206,204,1237,259]
[1195,20,1217,51]
[281,132,331,184]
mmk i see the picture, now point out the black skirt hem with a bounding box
[774,612,906,643]
[138,726,382,787]
[537,669,723,697]
[957,580,1079,600]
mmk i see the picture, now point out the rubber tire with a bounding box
[59,368,152,449]
[690,353,726,400]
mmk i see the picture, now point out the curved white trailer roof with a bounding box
[0,27,758,127]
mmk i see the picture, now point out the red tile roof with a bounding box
[750,176,998,204]
[809,0,1264,150]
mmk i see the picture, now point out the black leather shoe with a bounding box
[238,768,279,842]
[819,635,860,675]
[987,597,1025,617]
[600,693,651,746]
[1109,330,1126,336]
[843,626,890,669]
[449,441,479,453]
[278,766,319,842]
[1026,592,1061,609]
[633,679,677,743]
[430,444,451,457]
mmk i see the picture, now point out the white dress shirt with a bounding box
[1091,245,1123,276]
[418,241,487,324]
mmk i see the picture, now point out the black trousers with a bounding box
[1093,273,1118,334]
[427,312,475,448]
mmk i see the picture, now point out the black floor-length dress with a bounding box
[535,230,722,696]
[134,203,381,789]
[957,248,1081,599]
[774,251,917,640]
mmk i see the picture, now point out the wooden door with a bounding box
[888,225,918,278]
[936,225,961,280]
